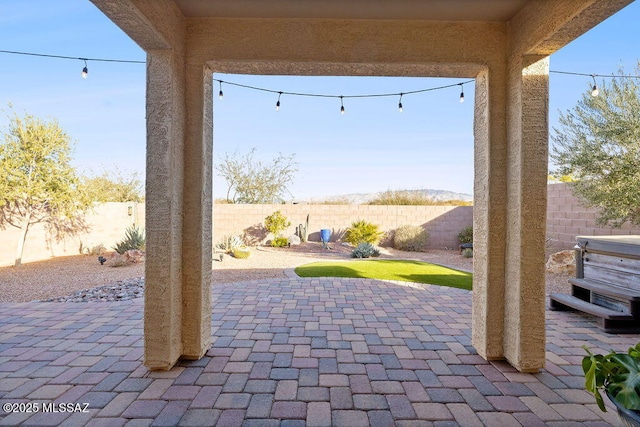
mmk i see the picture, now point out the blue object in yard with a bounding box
[320,229,331,243]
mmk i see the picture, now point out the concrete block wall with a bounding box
[5,183,640,266]
[213,204,473,250]
[546,183,640,253]
[0,202,144,267]
[0,203,471,267]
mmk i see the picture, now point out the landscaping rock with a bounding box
[39,277,145,302]
[288,235,301,245]
[546,250,576,275]
[125,249,145,263]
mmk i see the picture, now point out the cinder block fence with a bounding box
[2,183,639,267]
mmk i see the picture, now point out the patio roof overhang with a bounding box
[89,0,635,372]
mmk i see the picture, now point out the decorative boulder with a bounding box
[288,235,301,245]
[546,250,576,275]
[125,249,146,263]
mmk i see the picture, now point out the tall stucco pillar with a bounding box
[144,49,186,370]
[503,55,549,372]
[181,61,213,359]
[144,50,213,369]
[471,67,508,361]
[472,57,549,373]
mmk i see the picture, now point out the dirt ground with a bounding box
[0,242,570,302]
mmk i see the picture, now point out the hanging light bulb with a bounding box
[276,92,282,111]
[398,93,403,113]
[591,75,599,97]
[81,59,88,79]
[459,83,464,103]
[218,81,224,99]
[340,96,345,115]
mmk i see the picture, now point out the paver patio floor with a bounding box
[1,277,638,426]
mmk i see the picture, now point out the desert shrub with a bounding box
[216,234,244,253]
[271,237,289,247]
[79,242,106,256]
[462,248,473,258]
[458,226,473,244]
[367,190,472,206]
[393,225,429,252]
[264,210,291,237]
[351,242,381,258]
[368,190,435,205]
[344,220,383,246]
[113,225,146,254]
[232,246,251,259]
[377,229,394,247]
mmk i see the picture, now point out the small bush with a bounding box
[458,226,473,244]
[113,226,145,254]
[271,237,289,247]
[216,234,244,253]
[367,190,473,206]
[462,248,473,258]
[368,190,435,205]
[80,243,106,256]
[393,225,429,252]
[344,220,383,246]
[264,211,291,238]
[233,246,251,259]
[351,242,381,258]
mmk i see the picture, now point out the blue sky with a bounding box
[1,0,638,200]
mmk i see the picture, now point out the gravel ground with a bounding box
[0,243,570,302]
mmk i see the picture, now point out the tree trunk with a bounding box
[15,212,31,267]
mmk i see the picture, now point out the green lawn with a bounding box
[295,259,472,290]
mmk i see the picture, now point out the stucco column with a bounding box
[144,51,213,369]
[503,55,549,372]
[472,66,508,361]
[144,49,186,370]
[472,57,549,372]
[181,61,213,359]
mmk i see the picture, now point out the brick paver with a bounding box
[1,277,639,426]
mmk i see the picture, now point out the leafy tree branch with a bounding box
[551,63,640,227]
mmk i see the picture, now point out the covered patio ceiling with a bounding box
[172,0,530,21]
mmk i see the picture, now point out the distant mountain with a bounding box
[308,189,473,205]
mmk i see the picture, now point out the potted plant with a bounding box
[582,343,640,426]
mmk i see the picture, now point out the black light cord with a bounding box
[2,48,639,100]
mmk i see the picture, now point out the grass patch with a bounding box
[295,259,472,290]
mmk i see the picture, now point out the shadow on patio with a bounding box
[1,277,637,426]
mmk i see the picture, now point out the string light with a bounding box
[81,59,88,79]
[2,49,640,109]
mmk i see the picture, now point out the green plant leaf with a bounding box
[609,354,640,410]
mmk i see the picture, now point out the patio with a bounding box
[1,276,636,426]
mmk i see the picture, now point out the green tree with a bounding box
[264,210,291,237]
[82,169,144,203]
[217,148,298,204]
[0,109,91,266]
[551,64,640,227]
